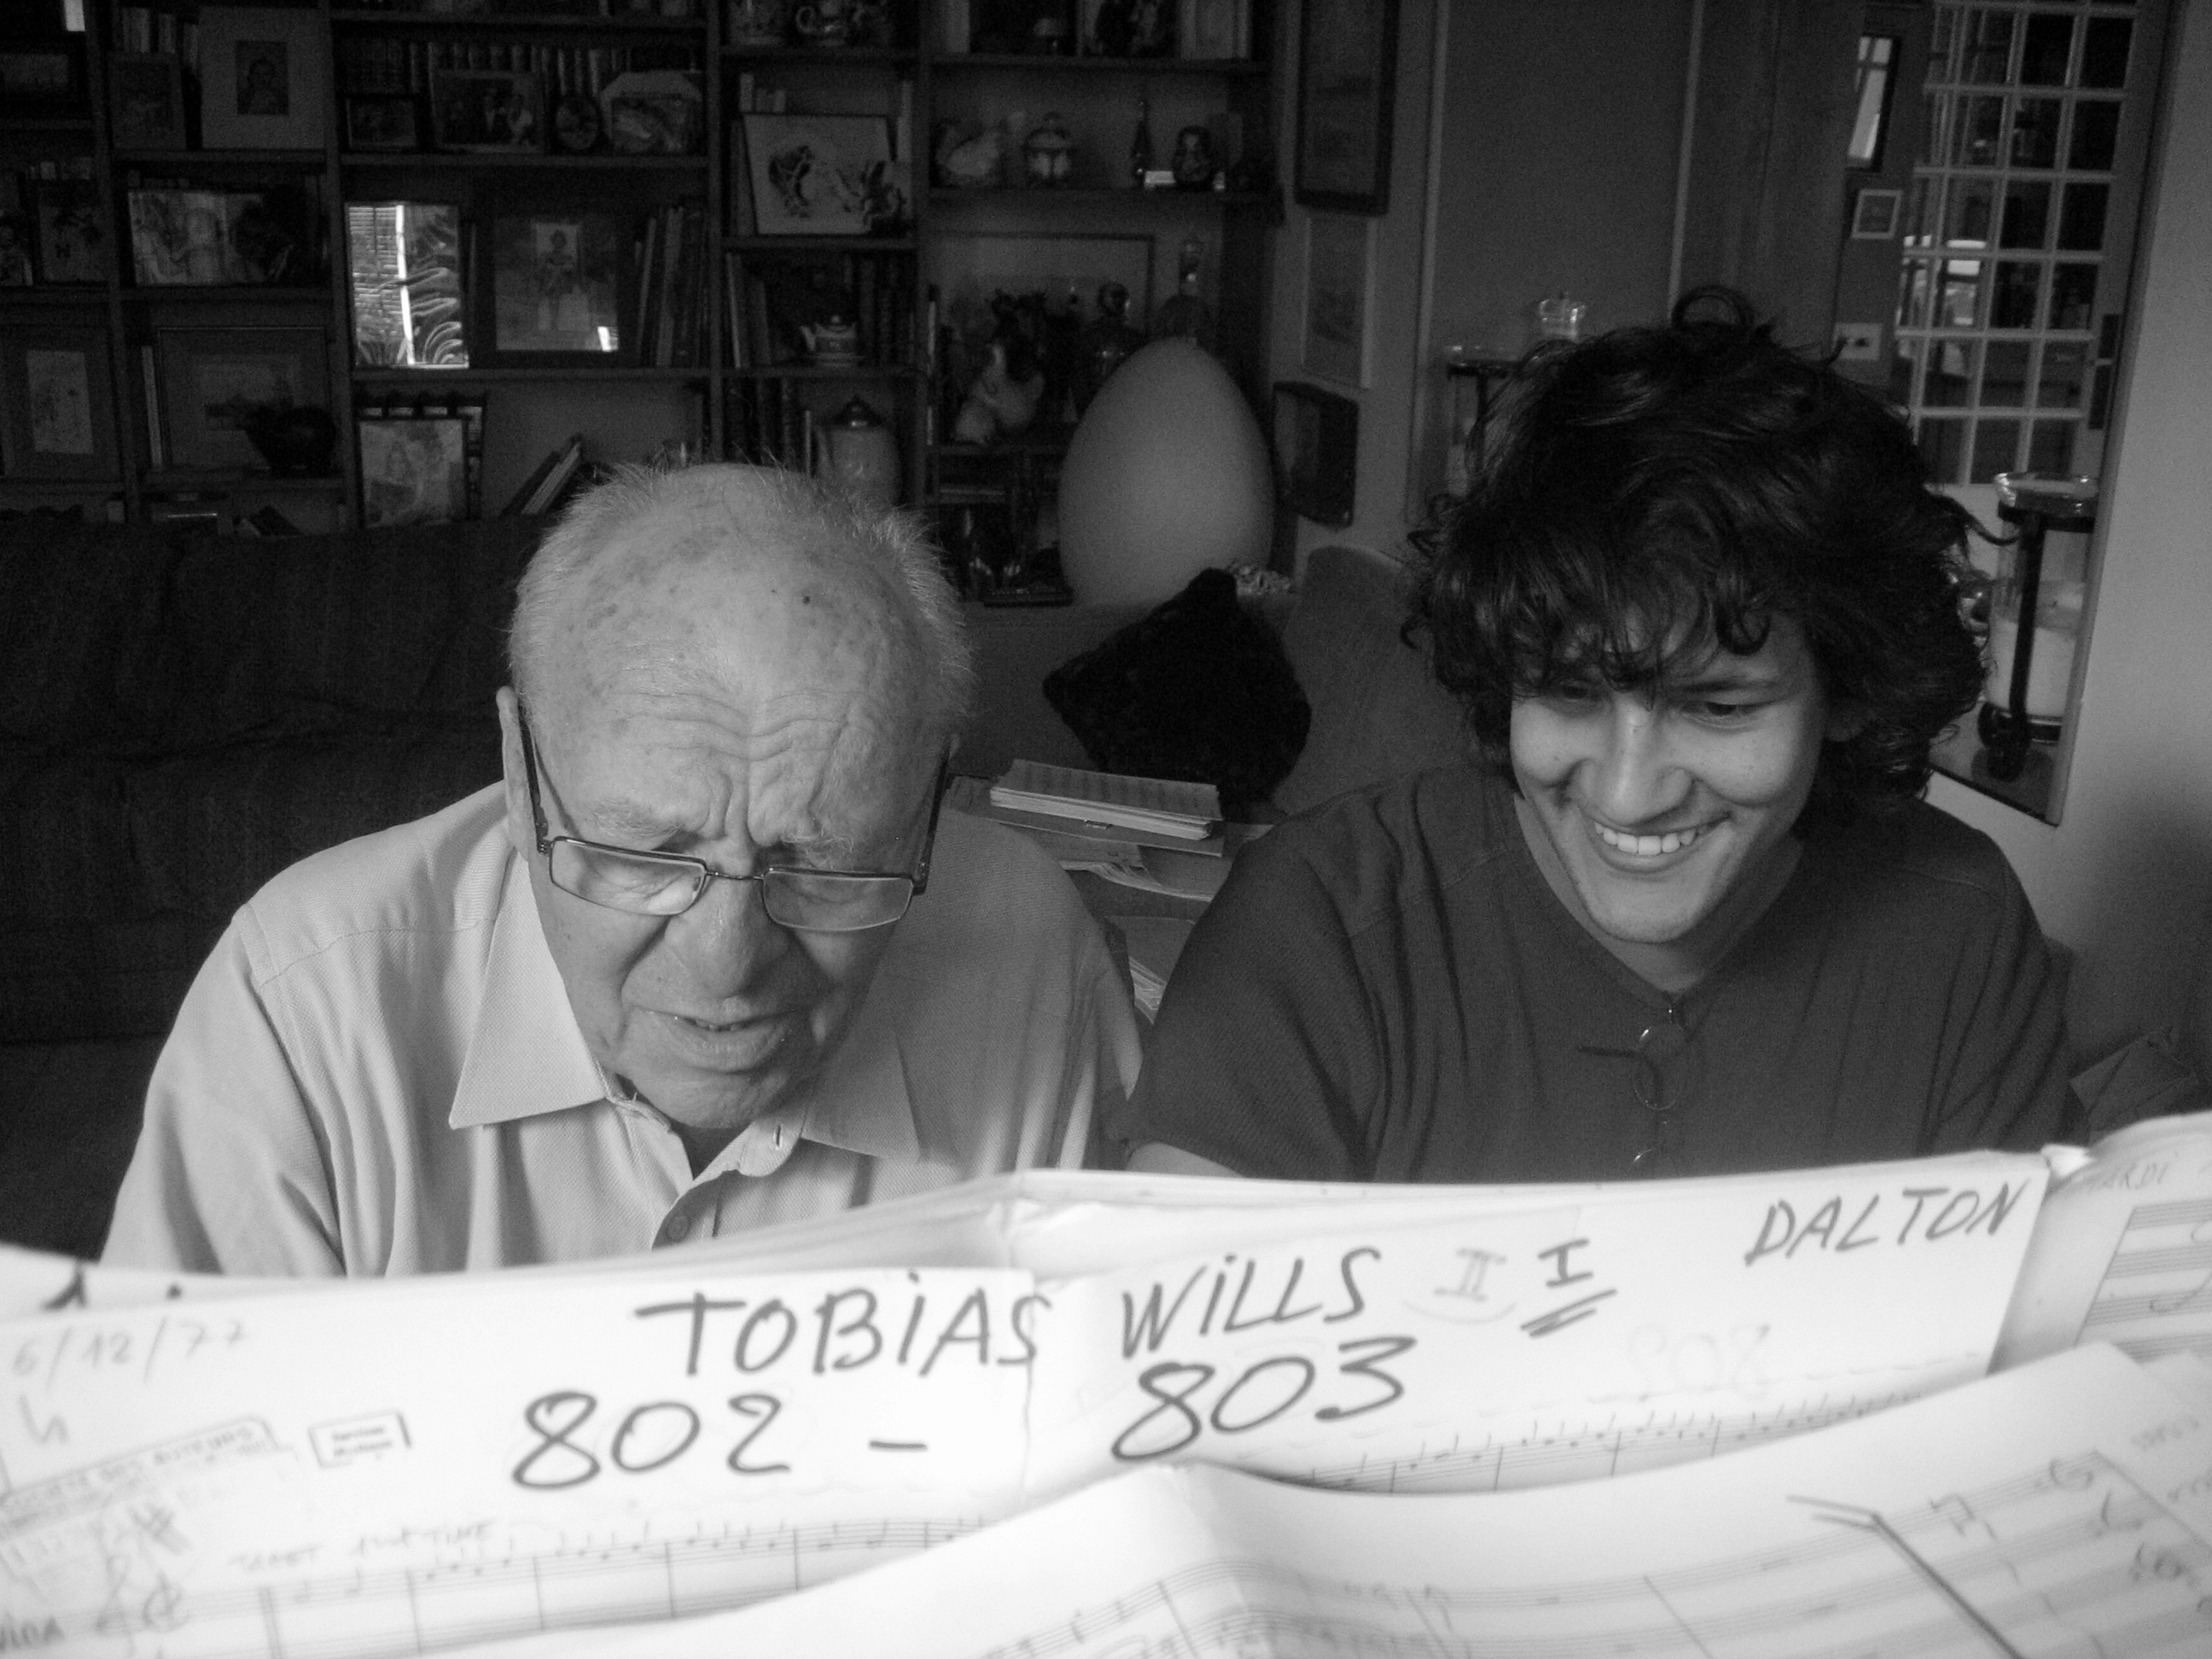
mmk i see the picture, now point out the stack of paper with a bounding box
[988,760,1221,841]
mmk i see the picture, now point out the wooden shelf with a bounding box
[724,234,917,252]
[0,477,124,493]
[0,287,109,306]
[143,470,346,493]
[352,366,711,382]
[928,187,1271,207]
[329,9,704,30]
[3,116,96,131]
[341,151,706,169]
[122,285,331,303]
[728,364,922,380]
[932,54,1264,77]
[721,46,915,64]
[114,148,328,166]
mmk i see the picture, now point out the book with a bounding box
[989,760,1221,840]
[499,433,583,517]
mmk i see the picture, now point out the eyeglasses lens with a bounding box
[550,842,913,932]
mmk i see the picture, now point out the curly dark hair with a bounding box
[1409,287,1988,825]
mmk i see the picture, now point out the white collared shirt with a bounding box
[103,784,1142,1275]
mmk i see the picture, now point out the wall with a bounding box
[1265,0,1440,570]
[1926,0,2212,1068]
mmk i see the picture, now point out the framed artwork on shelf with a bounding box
[1301,212,1374,389]
[1295,0,1400,214]
[1852,188,1903,240]
[431,71,545,154]
[197,6,327,151]
[743,114,905,237]
[0,329,116,481]
[927,232,1155,335]
[108,55,188,151]
[0,42,84,116]
[155,328,329,472]
[487,212,626,361]
[346,202,469,369]
[358,416,469,529]
[345,96,422,154]
[33,181,107,286]
[129,190,230,286]
[1273,380,1358,529]
[601,71,703,157]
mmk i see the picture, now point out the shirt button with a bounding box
[661,1210,691,1242]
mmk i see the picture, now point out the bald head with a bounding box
[509,464,973,767]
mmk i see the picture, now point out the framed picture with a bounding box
[1273,381,1358,529]
[600,70,703,156]
[1,329,117,480]
[108,54,188,151]
[488,212,626,360]
[1295,0,1400,214]
[34,182,107,286]
[129,189,230,285]
[743,114,905,236]
[431,70,545,154]
[358,416,468,528]
[345,95,422,154]
[1301,213,1374,389]
[346,202,469,368]
[926,231,1155,331]
[156,328,329,472]
[1852,188,1904,241]
[0,43,84,116]
[197,6,327,150]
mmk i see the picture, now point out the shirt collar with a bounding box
[450,852,923,1170]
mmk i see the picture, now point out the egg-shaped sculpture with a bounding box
[1057,338,1273,606]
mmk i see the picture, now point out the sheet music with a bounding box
[1996,1109,2212,1370]
[0,1266,1037,1659]
[0,1155,2047,1659]
[422,1344,2212,1659]
[1022,1155,2046,1499]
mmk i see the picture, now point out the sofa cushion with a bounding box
[121,519,539,750]
[0,520,178,750]
[1271,544,1471,817]
[125,736,503,920]
[0,743,143,928]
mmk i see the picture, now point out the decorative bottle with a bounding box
[1150,236,1216,352]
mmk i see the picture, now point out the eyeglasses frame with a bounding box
[515,702,951,930]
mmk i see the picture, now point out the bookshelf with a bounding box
[0,0,1277,542]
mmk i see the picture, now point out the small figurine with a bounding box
[1150,236,1216,352]
[953,336,1046,444]
[1074,281,1145,414]
[1023,114,1075,187]
[1171,125,1215,191]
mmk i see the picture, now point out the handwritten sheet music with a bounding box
[1997,1109,2212,1371]
[0,1154,2050,1659]
[0,1267,1039,1659]
[429,1344,2212,1659]
[1022,1155,2047,1499]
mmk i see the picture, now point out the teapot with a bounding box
[800,315,861,366]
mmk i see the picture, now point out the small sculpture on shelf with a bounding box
[1074,281,1145,415]
[1172,125,1216,191]
[934,119,1007,189]
[1022,114,1075,188]
[816,396,899,512]
[1150,236,1216,353]
[953,334,1047,445]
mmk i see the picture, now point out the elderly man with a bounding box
[1115,290,2081,1184]
[105,465,1142,1274]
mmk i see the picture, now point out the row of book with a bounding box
[635,201,715,369]
[343,0,701,14]
[112,6,198,60]
[725,251,915,370]
[721,375,841,472]
[337,37,696,97]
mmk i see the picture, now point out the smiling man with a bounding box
[105,465,1140,1273]
[1111,289,2080,1183]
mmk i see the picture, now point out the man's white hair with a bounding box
[508,463,975,753]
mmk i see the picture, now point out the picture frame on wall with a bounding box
[487,212,626,361]
[358,416,469,528]
[108,54,189,151]
[1852,188,1904,240]
[345,95,422,154]
[197,6,327,150]
[1272,380,1358,529]
[743,114,905,236]
[431,71,546,154]
[155,327,329,472]
[33,181,107,286]
[0,328,118,481]
[1301,212,1375,389]
[1295,0,1400,215]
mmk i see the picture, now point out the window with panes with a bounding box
[1892,2,2140,487]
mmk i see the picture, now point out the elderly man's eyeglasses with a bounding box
[518,708,948,934]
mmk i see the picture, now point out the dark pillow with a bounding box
[1043,568,1309,812]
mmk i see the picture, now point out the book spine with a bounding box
[141,343,164,470]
